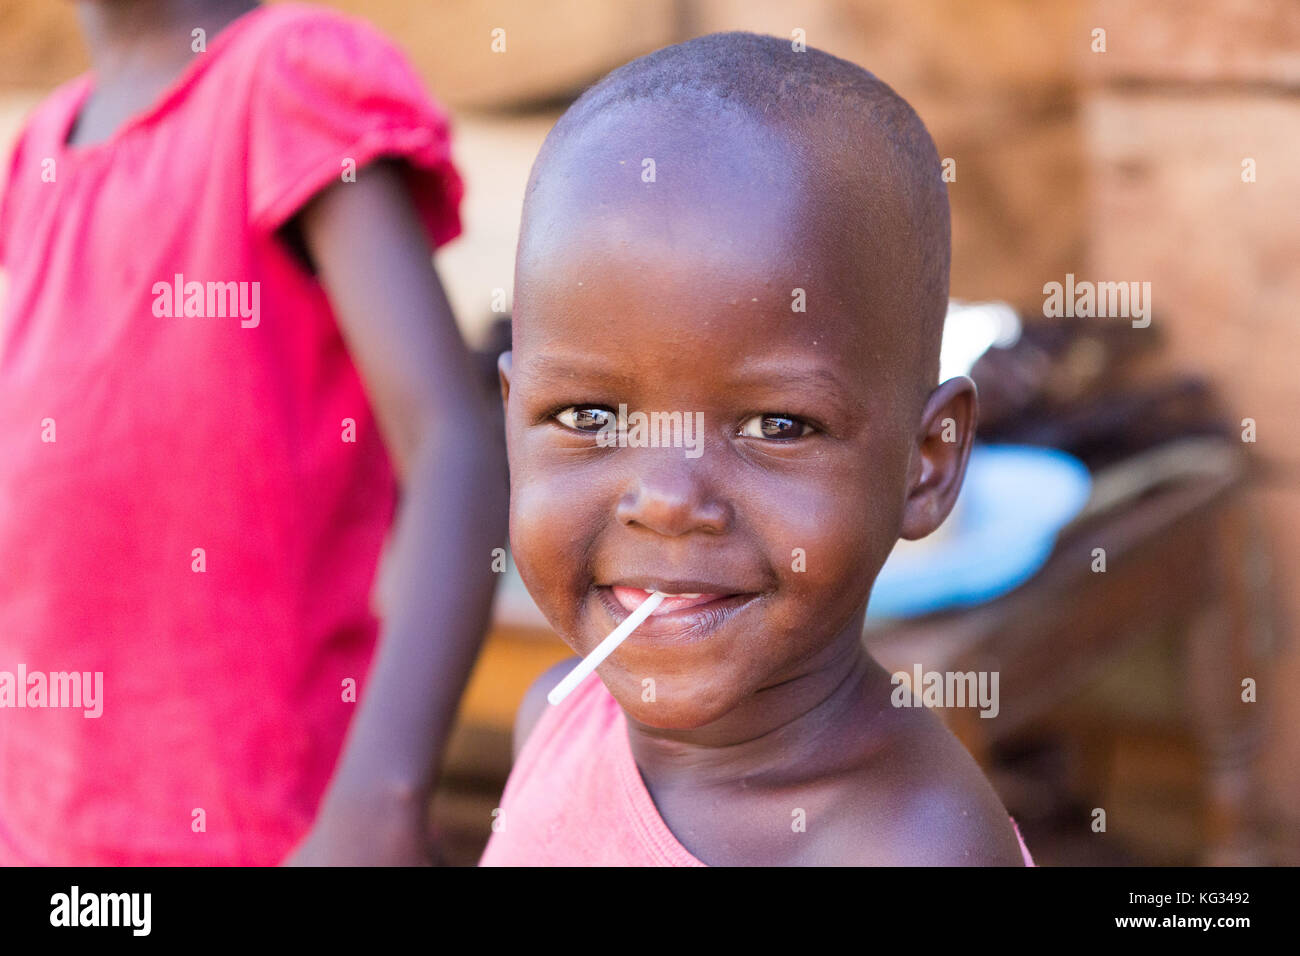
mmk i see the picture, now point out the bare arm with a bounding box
[287,160,507,864]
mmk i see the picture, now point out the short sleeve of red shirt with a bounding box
[246,11,463,244]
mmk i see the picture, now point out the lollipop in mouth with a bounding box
[546,590,667,706]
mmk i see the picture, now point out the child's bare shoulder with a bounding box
[809,704,1025,866]
[512,658,578,760]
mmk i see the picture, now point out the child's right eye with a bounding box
[554,406,615,432]
[738,413,815,440]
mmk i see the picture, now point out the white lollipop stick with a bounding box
[547,590,667,706]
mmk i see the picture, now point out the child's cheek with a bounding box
[509,475,593,628]
[766,472,894,631]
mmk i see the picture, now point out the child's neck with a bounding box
[625,620,882,789]
[76,0,259,84]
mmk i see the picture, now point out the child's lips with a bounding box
[595,583,761,645]
[610,586,728,615]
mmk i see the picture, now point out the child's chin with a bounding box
[604,673,736,730]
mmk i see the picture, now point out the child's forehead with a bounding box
[514,97,942,404]
[519,103,902,296]
[524,121,909,326]
[512,201,898,410]
[527,103,805,221]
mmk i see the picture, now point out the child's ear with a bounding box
[497,350,513,410]
[900,376,978,541]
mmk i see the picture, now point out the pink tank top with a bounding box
[480,672,1036,866]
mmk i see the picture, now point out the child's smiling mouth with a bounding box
[593,582,762,644]
[612,585,727,614]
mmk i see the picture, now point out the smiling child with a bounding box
[481,32,1033,866]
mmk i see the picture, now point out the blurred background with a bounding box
[2,0,1296,865]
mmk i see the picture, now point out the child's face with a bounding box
[502,108,967,730]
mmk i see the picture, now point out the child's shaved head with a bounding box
[519,31,951,391]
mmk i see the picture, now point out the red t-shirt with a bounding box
[0,3,462,864]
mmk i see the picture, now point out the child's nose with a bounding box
[615,460,731,537]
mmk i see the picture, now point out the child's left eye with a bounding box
[738,414,814,440]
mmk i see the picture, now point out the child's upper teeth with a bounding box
[667,592,701,598]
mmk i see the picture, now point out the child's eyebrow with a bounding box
[727,364,869,416]
[523,353,639,386]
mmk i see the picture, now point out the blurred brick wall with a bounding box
[1084,0,1300,854]
[0,1,84,87]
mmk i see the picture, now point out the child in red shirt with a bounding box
[0,1,505,865]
